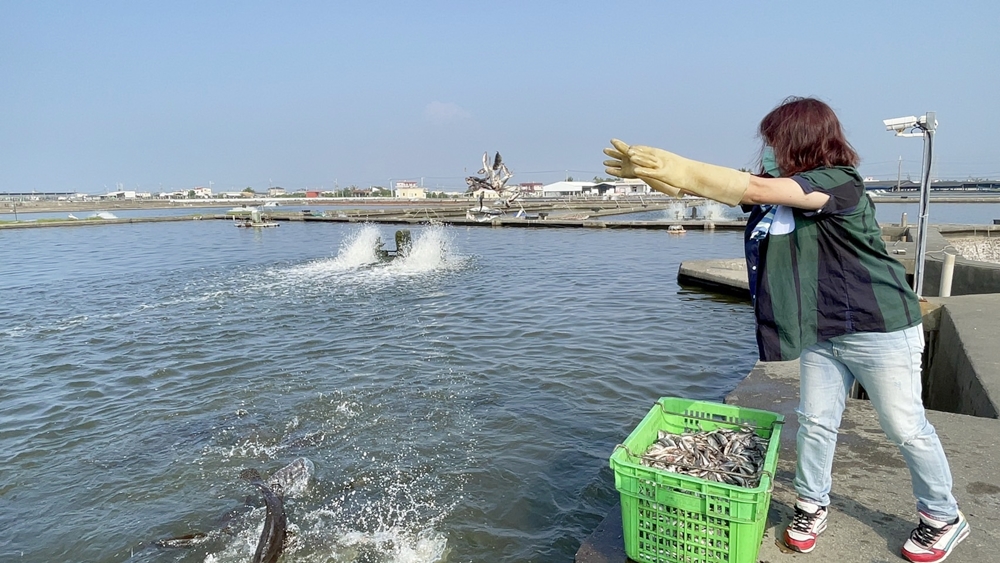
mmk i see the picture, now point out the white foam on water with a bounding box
[199,466,452,563]
[332,224,384,270]
[700,200,731,221]
[657,200,733,221]
[201,506,273,563]
[284,224,383,279]
[289,509,450,563]
[336,528,450,563]
[276,224,468,289]
[663,202,688,220]
[202,436,284,461]
[1,315,91,339]
[384,225,464,275]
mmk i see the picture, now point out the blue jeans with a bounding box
[794,325,959,521]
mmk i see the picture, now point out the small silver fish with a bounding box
[640,427,769,488]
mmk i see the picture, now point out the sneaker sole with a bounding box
[784,520,828,554]
[785,541,817,554]
[901,522,971,563]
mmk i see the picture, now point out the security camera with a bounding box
[883,116,918,132]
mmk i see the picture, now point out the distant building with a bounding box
[395,180,425,199]
[192,186,213,198]
[609,179,652,195]
[0,191,77,201]
[101,190,137,199]
[305,190,321,198]
[541,179,653,197]
[268,187,286,197]
[541,181,591,197]
[518,182,544,197]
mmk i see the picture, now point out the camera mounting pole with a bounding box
[913,111,937,297]
[883,111,937,297]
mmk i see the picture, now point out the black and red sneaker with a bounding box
[783,499,828,553]
[901,510,970,562]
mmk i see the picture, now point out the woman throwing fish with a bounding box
[603,96,968,563]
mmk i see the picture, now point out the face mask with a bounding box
[762,146,782,177]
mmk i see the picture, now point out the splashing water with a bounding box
[699,201,732,221]
[664,202,688,220]
[384,225,463,275]
[330,224,384,270]
[660,200,734,221]
[280,224,466,286]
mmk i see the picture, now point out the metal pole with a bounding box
[913,112,936,297]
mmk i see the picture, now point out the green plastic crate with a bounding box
[609,397,784,563]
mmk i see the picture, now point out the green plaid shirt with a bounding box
[746,166,921,361]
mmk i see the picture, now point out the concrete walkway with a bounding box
[727,360,998,563]
[577,254,1000,562]
[576,360,1000,562]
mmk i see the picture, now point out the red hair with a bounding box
[758,96,859,176]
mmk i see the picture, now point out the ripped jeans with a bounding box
[794,325,959,521]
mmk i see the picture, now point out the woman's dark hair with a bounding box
[758,96,859,176]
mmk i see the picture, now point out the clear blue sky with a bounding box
[2,1,998,194]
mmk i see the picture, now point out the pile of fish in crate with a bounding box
[640,426,769,488]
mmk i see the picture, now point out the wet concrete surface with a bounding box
[577,360,1000,562]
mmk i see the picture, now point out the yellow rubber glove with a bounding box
[627,145,750,207]
[603,139,683,197]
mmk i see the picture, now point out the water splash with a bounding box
[289,224,383,277]
[700,201,731,221]
[664,202,688,220]
[279,224,467,287]
[384,225,463,275]
[659,200,733,221]
[292,510,450,563]
[334,528,450,563]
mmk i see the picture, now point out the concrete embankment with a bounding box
[577,302,1000,563]
[577,359,1000,563]
[253,213,749,231]
[576,225,1000,563]
[677,258,749,296]
[0,215,203,229]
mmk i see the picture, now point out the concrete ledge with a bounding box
[576,361,1000,562]
[677,255,1000,418]
[677,259,749,297]
[924,294,1000,417]
[725,361,999,563]
[578,229,1000,562]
